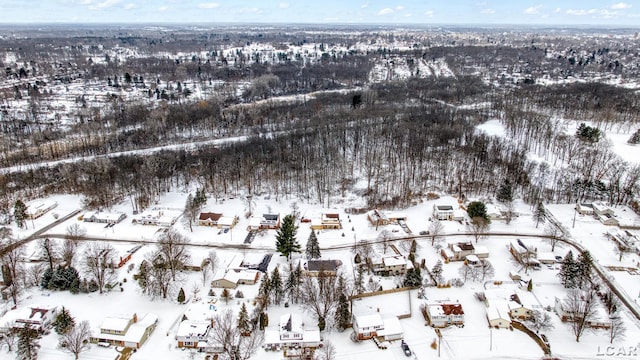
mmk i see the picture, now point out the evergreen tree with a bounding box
[275,215,301,260]
[305,231,321,259]
[467,201,489,222]
[285,263,302,304]
[576,251,594,288]
[237,303,251,335]
[534,202,546,228]
[431,260,444,285]
[270,267,283,305]
[258,272,271,308]
[53,307,75,335]
[177,287,186,303]
[16,327,39,360]
[403,267,422,288]
[355,266,365,294]
[334,276,351,331]
[558,251,580,288]
[496,178,513,203]
[628,128,640,144]
[41,267,53,289]
[14,200,27,229]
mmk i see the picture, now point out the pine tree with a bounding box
[558,251,580,288]
[431,260,444,285]
[53,307,75,334]
[496,179,514,203]
[576,251,594,288]
[237,303,251,335]
[403,267,422,288]
[41,267,53,289]
[270,267,283,305]
[534,202,546,228]
[14,200,27,229]
[16,327,39,360]
[275,215,301,260]
[177,287,186,303]
[334,276,351,331]
[305,231,321,259]
[258,272,271,308]
[467,201,489,221]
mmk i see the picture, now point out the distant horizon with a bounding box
[0,1,639,28]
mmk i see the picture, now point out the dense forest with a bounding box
[0,25,639,217]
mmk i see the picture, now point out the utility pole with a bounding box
[435,328,442,357]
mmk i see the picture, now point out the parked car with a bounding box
[419,230,428,235]
[401,340,411,357]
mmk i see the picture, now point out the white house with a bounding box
[352,313,385,340]
[90,313,158,349]
[176,320,211,349]
[0,305,58,333]
[83,211,127,224]
[425,303,465,328]
[25,200,57,219]
[263,313,321,352]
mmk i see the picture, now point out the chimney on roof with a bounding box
[133,313,138,323]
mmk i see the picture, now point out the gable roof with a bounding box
[307,259,342,272]
[199,212,223,221]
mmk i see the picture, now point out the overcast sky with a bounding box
[1,1,639,26]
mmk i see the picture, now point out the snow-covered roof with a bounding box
[101,316,132,332]
[353,313,383,328]
[382,256,406,267]
[176,320,210,337]
[377,316,403,337]
[474,245,489,255]
[94,313,158,344]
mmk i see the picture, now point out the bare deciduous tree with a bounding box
[83,242,116,294]
[0,321,18,352]
[26,263,46,287]
[526,310,554,332]
[157,229,190,280]
[429,219,444,246]
[564,289,598,342]
[300,271,339,331]
[467,217,489,243]
[59,320,92,360]
[609,314,626,344]
[314,339,336,360]
[61,239,79,266]
[544,223,563,252]
[38,238,57,271]
[209,310,263,360]
[65,223,87,241]
[478,260,495,281]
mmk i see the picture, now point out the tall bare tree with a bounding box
[157,229,190,280]
[83,242,116,294]
[39,238,57,271]
[314,339,336,360]
[467,217,489,243]
[429,219,444,246]
[544,223,563,252]
[209,310,264,360]
[0,321,18,352]
[300,271,339,331]
[609,314,626,344]
[564,289,598,342]
[59,320,92,360]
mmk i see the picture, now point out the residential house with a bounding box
[374,256,408,276]
[132,208,181,227]
[509,240,538,267]
[554,296,611,329]
[352,313,404,341]
[367,209,390,227]
[311,213,342,230]
[176,320,211,349]
[303,259,343,277]
[486,302,511,329]
[198,213,239,229]
[198,212,223,227]
[211,268,260,289]
[3,305,58,333]
[352,313,384,340]
[25,200,57,219]
[433,204,455,221]
[592,202,619,226]
[441,242,475,262]
[263,313,321,354]
[575,203,594,215]
[90,313,158,349]
[425,303,465,328]
[83,211,127,224]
